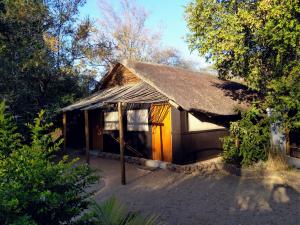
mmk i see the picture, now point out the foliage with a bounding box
[266,64,300,131]
[0,106,98,225]
[185,0,300,164]
[0,101,22,157]
[0,0,102,135]
[185,0,300,91]
[222,107,270,166]
[78,197,163,225]
[26,110,63,153]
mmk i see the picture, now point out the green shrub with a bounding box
[222,107,270,167]
[0,103,98,225]
[0,101,22,158]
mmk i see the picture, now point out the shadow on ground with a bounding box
[85,157,300,225]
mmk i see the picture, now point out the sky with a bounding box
[79,0,210,68]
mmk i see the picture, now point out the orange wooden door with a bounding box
[151,105,172,162]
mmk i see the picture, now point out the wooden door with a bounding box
[151,105,172,162]
[90,110,103,151]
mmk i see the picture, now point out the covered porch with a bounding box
[62,82,176,183]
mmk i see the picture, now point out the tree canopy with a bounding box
[185,0,300,129]
[0,0,107,133]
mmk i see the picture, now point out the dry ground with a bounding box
[85,156,300,225]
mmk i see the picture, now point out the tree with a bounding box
[0,102,98,225]
[97,0,192,68]
[186,2,300,132]
[0,0,107,135]
[185,0,300,163]
[185,0,300,91]
[266,64,300,148]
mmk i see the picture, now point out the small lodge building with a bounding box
[62,60,253,164]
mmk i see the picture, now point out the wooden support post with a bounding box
[63,112,67,151]
[99,111,104,152]
[118,102,126,185]
[84,110,90,164]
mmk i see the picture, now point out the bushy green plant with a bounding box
[222,107,270,166]
[27,110,63,154]
[0,101,22,158]
[78,197,162,225]
[0,104,98,225]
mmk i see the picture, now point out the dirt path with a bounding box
[87,157,300,225]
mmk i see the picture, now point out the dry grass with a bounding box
[266,150,290,171]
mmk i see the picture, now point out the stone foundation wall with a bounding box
[95,151,242,175]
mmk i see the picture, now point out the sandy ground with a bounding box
[85,156,300,225]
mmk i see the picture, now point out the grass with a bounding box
[265,150,290,171]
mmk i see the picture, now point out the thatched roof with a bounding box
[63,60,255,115]
[118,60,254,115]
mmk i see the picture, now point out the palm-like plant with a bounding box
[79,197,163,225]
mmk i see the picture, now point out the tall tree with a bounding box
[185,0,300,130]
[0,0,105,134]
[97,0,192,68]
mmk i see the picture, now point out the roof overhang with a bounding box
[61,82,169,112]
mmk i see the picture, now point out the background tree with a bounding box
[97,0,194,69]
[185,0,300,91]
[185,0,300,163]
[0,0,110,135]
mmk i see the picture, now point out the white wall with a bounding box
[188,113,224,132]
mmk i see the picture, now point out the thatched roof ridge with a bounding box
[120,60,254,115]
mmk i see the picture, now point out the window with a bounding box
[188,113,224,132]
[127,109,149,131]
[104,111,119,130]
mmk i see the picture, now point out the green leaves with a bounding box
[266,64,300,130]
[0,0,98,137]
[222,107,270,166]
[26,110,63,154]
[186,0,300,164]
[0,101,22,158]
[185,0,300,90]
[78,197,163,225]
[0,104,99,225]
